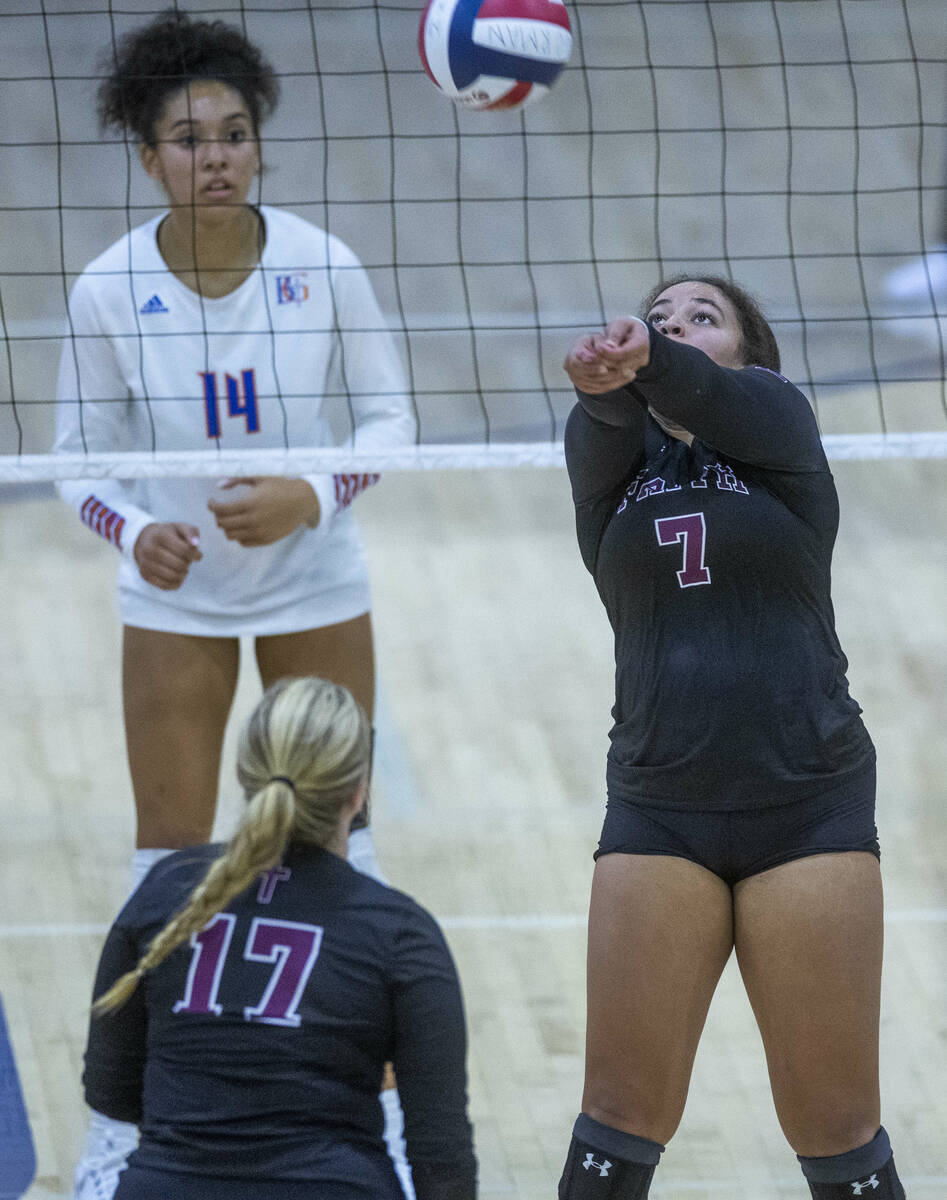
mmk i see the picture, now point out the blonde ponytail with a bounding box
[93,677,369,1017]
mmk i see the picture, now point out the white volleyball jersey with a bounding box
[55,207,416,635]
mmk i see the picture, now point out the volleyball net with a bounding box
[1,0,945,484]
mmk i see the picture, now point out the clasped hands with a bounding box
[133,477,320,590]
[563,316,651,394]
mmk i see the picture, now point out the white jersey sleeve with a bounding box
[50,208,412,634]
[302,238,417,526]
[54,270,155,560]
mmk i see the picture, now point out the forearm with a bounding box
[629,334,823,468]
[83,1071,144,1125]
[394,941,476,1196]
[83,927,147,1123]
[564,401,647,508]
[574,382,649,429]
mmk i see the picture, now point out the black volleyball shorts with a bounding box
[596,761,879,887]
[115,1165,403,1200]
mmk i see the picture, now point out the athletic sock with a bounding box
[73,1109,139,1200]
[798,1127,906,1198]
[381,1084,415,1199]
[347,825,388,883]
[558,1113,664,1199]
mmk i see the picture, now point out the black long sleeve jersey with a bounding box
[83,844,476,1199]
[565,330,874,811]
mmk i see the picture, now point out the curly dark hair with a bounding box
[98,9,279,146]
[639,274,781,372]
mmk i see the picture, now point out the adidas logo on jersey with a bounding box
[139,294,169,314]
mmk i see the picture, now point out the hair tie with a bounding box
[268,775,296,791]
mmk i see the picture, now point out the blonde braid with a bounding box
[93,784,295,1015]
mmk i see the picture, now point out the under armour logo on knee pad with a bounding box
[851,1177,879,1195]
[582,1153,612,1177]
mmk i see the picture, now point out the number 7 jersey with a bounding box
[565,332,874,811]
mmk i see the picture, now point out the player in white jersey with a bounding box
[54,10,416,1198]
[57,205,412,640]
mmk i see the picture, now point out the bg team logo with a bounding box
[276,273,310,305]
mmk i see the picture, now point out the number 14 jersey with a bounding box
[54,206,416,635]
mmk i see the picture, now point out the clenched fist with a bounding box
[133,522,202,590]
[207,477,321,547]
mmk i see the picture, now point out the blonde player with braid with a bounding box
[81,677,476,1200]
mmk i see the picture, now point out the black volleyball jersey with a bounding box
[565,330,873,810]
[83,845,476,1199]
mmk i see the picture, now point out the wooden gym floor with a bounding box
[0,454,944,1199]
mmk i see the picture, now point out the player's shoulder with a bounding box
[78,216,162,274]
[260,205,361,268]
[344,860,418,910]
[71,216,164,300]
[376,884,448,948]
[741,364,820,424]
[746,364,791,382]
[736,366,830,474]
[341,862,444,934]
[741,364,803,394]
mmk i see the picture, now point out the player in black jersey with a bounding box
[557,277,906,1200]
[82,676,476,1200]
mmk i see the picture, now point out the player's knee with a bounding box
[582,1102,678,1150]
[781,1099,881,1161]
[583,1079,683,1148]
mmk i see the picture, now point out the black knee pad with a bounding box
[799,1128,905,1199]
[558,1115,663,1199]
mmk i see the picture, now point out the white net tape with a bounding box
[3,430,946,486]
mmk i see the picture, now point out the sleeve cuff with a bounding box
[119,510,154,561]
[302,475,337,528]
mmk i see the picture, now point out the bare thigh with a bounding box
[123,626,239,849]
[734,851,884,1157]
[583,853,734,1144]
[254,612,375,719]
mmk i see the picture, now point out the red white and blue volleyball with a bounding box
[419,0,572,112]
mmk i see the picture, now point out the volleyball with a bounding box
[418,0,572,112]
